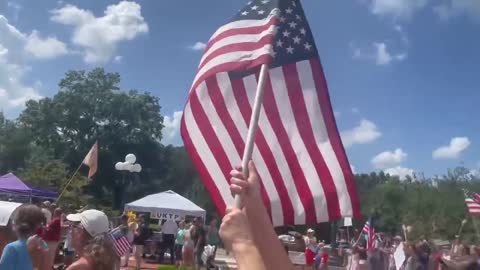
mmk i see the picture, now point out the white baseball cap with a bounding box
[67,209,109,237]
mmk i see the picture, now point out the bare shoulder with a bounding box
[66,258,92,270]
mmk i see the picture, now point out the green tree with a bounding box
[0,112,32,174]
[18,68,166,209]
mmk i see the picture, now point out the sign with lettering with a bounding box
[151,212,181,220]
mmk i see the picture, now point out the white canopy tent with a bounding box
[124,190,206,221]
[0,201,22,226]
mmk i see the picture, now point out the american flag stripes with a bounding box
[109,227,131,257]
[181,0,360,226]
[363,219,375,250]
[362,221,370,234]
[464,189,480,216]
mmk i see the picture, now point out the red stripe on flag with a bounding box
[205,76,273,217]
[199,35,275,70]
[262,72,317,224]
[192,55,272,95]
[310,58,361,219]
[282,63,341,220]
[188,92,234,205]
[230,78,294,224]
[180,119,227,215]
[205,16,278,51]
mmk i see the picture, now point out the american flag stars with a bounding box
[236,0,317,66]
[265,0,318,63]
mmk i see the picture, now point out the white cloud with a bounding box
[341,119,382,148]
[372,148,407,169]
[375,42,392,65]
[350,165,357,174]
[162,111,183,145]
[383,166,415,180]
[369,0,428,19]
[353,42,407,66]
[189,42,207,51]
[0,16,44,114]
[433,1,480,23]
[114,55,123,63]
[25,31,68,59]
[470,169,480,178]
[50,1,149,64]
[432,137,471,159]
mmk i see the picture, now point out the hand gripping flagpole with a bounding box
[234,63,269,208]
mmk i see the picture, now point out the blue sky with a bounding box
[0,0,479,179]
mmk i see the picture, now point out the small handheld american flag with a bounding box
[463,189,480,216]
[362,218,375,250]
[109,227,131,257]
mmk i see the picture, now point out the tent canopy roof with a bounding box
[0,173,58,199]
[0,173,30,191]
[125,190,205,218]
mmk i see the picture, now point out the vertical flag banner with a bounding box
[363,218,375,250]
[83,141,98,178]
[181,0,360,226]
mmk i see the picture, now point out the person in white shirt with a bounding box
[304,228,317,266]
[162,218,178,264]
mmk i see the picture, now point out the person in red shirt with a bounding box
[42,207,63,270]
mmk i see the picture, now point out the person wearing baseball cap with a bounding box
[305,228,317,266]
[65,209,116,270]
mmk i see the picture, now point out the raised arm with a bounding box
[220,208,266,270]
[230,161,294,270]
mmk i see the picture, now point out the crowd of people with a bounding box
[0,161,300,270]
[3,161,480,270]
[114,212,218,269]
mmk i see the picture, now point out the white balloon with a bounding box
[125,154,136,164]
[115,162,123,170]
[132,164,142,173]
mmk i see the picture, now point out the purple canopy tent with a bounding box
[0,173,58,200]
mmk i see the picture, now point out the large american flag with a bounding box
[181,0,360,226]
[109,226,131,257]
[464,189,480,216]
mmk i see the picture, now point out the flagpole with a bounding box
[235,63,269,208]
[56,162,84,203]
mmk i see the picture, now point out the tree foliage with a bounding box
[356,169,480,242]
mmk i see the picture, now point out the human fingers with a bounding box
[230,177,249,188]
[248,160,258,179]
[230,178,249,197]
[230,169,245,180]
[224,207,234,215]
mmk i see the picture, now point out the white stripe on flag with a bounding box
[296,60,353,217]
[269,66,329,222]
